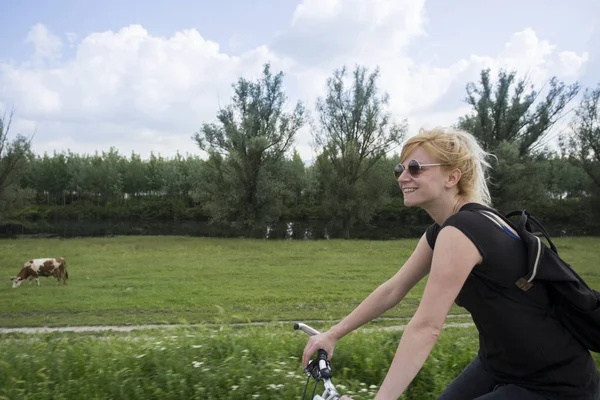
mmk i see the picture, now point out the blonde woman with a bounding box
[302,128,600,399]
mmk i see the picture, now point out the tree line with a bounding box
[1,64,599,239]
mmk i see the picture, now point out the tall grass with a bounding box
[0,323,487,400]
[4,323,598,399]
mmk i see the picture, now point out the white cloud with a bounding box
[459,28,562,88]
[501,28,555,66]
[558,51,590,77]
[65,32,78,47]
[0,0,591,163]
[1,24,293,152]
[420,27,589,122]
[278,0,426,67]
[24,23,63,63]
[291,0,342,25]
[291,0,426,39]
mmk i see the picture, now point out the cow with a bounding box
[10,258,69,288]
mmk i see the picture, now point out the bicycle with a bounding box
[294,322,342,400]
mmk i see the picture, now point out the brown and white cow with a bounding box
[10,258,69,288]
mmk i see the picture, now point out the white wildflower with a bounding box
[267,383,284,390]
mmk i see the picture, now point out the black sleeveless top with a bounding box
[426,203,599,399]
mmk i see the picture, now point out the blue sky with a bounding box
[1,0,598,162]
[1,0,298,57]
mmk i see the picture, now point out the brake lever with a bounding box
[304,352,332,382]
[304,359,322,381]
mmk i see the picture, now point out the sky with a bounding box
[1,0,598,164]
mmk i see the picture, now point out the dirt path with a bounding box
[0,314,473,334]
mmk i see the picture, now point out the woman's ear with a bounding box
[446,168,462,188]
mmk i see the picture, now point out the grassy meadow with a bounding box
[1,235,600,399]
[2,236,599,328]
[1,235,430,328]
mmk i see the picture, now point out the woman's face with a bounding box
[396,146,449,207]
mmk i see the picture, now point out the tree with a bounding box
[456,69,580,209]
[458,68,580,157]
[0,109,34,220]
[559,84,600,193]
[541,155,590,200]
[485,141,550,210]
[192,63,305,236]
[280,148,308,212]
[312,65,407,239]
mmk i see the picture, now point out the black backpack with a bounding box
[477,206,600,353]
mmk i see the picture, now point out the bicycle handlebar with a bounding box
[294,322,341,400]
[294,322,321,336]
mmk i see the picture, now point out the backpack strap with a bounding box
[478,210,521,240]
[473,207,543,292]
[506,210,558,254]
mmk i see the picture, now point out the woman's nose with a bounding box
[397,170,410,183]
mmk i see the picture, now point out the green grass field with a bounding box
[1,236,600,328]
[1,236,600,399]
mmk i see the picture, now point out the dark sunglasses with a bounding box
[394,160,449,179]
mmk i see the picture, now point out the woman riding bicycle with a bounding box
[302,127,600,399]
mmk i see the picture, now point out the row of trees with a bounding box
[1,64,599,239]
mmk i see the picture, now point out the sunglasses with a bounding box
[394,160,449,179]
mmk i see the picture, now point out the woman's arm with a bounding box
[374,226,482,399]
[328,233,436,340]
[302,233,435,368]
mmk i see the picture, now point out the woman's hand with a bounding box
[301,330,339,369]
[340,396,353,400]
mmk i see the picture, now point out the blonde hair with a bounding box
[400,127,494,206]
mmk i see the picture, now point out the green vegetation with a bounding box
[0,236,421,327]
[2,66,600,240]
[2,324,600,400]
[1,236,600,399]
[2,236,599,328]
[0,324,490,400]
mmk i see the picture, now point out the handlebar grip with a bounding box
[317,349,328,361]
[317,349,331,379]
